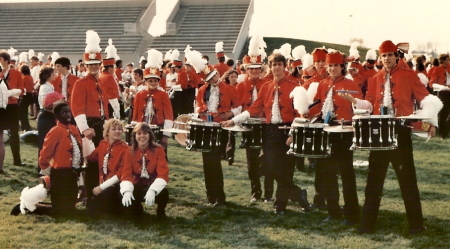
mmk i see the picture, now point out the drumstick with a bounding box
[336,90,359,94]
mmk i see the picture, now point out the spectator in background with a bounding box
[19,65,33,131]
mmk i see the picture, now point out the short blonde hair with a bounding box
[103,119,124,139]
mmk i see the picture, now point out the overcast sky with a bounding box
[1,0,449,53]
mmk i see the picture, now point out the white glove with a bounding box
[144,189,156,206]
[109,98,121,119]
[122,191,134,207]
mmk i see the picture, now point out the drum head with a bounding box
[173,114,192,146]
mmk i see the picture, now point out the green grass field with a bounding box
[0,119,449,249]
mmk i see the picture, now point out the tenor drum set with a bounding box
[165,113,430,156]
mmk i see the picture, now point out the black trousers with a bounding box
[6,104,22,163]
[50,167,78,216]
[84,117,105,201]
[202,138,226,204]
[361,126,423,230]
[264,123,304,211]
[437,91,450,138]
[171,88,195,117]
[316,133,359,222]
[86,184,121,217]
[246,148,274,199]
[19,95,32,131]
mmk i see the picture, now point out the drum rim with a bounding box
[292,123,329,128]
[352,115,395,119]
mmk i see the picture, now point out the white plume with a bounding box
[19,52,28,63]
[273,48,281,54]
[349,41,360,59]
[184,45,192,56]
[51,52,60,63]
[290,86,309,114]
[28,50,35,59]
[365,49,377,60]
[8,47,17,57]
[170,49,180,61]
[164,50,172,61]
[405,53,413,61]
[292,45,306,60]
[302,53,313,68]
[145,49,163,69]
[215,41,224,53]
[280,43,292,59]
[327,48,337,54]
[19,184,47,214]
[307,82,319,104]
[12,56,18,62]
[85,30,101,53]
[139,56,145,63]
[105,38,119,60]
[186,50,206,73]
[37,53,44,61]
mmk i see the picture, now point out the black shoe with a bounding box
[227,157,234,166]
[358,226,375,234]
[299,189,311,212]
[0,169,4,174]
[14,162,26,166]
[156,209,167,220]
[10,204,21,216]
[409,226,427,235]
[213,201,225,207]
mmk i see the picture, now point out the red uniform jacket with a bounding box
[52,73,79,104]
[366,65,429,116]
[71,74,109,118]
[1,69,24,104]
[196,82,242,122]
[428,65,447,87]
[121,145,169,184]
[213,62,231,77]
[22,75,34,94]
[39,122,82,170]
[132,88,173,125]
[315,75,362,121]
[247,76,299,123]
[303,68,328,90]
[87,139,131,183]
[99,72,120,99]
[236,78,266,111]
[115,68,123,82]
[176,68,198,89]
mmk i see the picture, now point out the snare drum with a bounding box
[186,121,222,152]
[351,115,397,150]
[240,118,266,149]
[125,123,160,145]
[287,122,330,158]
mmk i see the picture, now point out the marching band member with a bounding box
[236,36,274,202]
[38,102,82,216]
[132,49,174,152]
[195,68,242,206]
[86,119,131,217]
[124,68,146,122]
[348,40,442,234]
[53,57,79,105]
[120,123,169,219]
[213,42,231,76]
[100,39,122,120]
[0,50,25,167]
[223,53,311,215]
[71,30,110,204]
[295,50,362,225]
[428,54,450,139]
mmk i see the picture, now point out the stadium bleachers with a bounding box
[149,4,249,56]
[0,5,147,55]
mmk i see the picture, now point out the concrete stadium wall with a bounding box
[0,0,151,9]
[180,0,250,5]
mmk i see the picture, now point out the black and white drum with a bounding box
[351,115,397,150]
[287,122,330,158]
[186,120,222,152]
[240,118,266,149]
[125,122,160,145]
